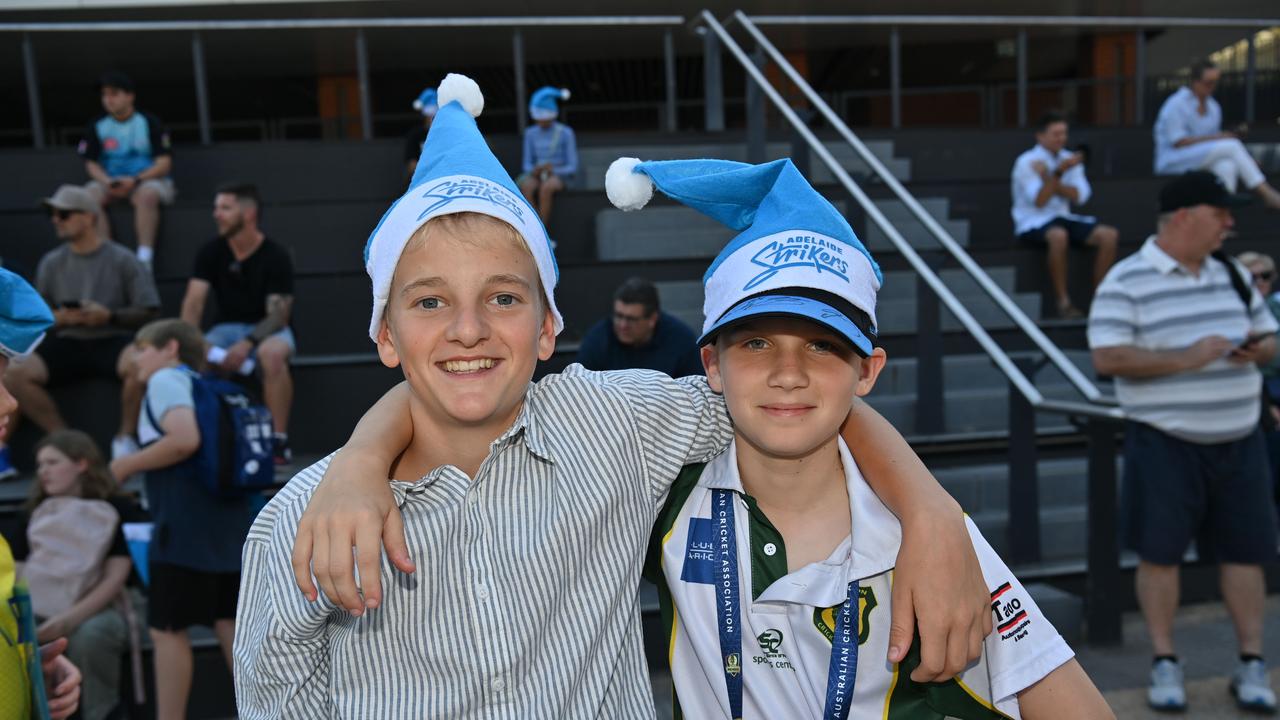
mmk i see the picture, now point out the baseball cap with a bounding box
[41,185,99,215]
[605,156,880,357]
[1159,170,1253,213]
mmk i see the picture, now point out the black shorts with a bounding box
[1122,421,1279,565]
[1016,217,1098,248]
[148,562,241,631]
[37,333,132,387]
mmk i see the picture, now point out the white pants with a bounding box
[1160,138,1265,191]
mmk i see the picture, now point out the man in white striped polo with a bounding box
[1087,170,1279,713]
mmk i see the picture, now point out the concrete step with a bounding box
[872,350,1093,395]
[969,505,1091,563]
[934,457,1100,515]
[865,212,970,252]
[577,139,907,191]
[862,384,1084,435]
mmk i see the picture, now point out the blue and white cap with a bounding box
[529,86,570,121]
[0,268,54,358]
[364,73,562,341]
[412,87,438,117]
[605,156,881,356]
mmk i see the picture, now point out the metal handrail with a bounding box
[0,16,686,32]
[699,10,1125,422]
[733,11,1112,407]
[748,14,1279,28]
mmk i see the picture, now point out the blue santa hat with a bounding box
[364,73,562,341]
[605,156,881,356]
[0,268,54,358]
[412,87,438,117]
[529,86,570,122]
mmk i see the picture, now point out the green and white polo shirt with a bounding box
[643,438,1074,719]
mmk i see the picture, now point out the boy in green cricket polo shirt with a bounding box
[609,157,1112,719]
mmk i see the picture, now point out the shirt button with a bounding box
[763,543,777,556]
[476,583,490,600]
[493,677,506,692]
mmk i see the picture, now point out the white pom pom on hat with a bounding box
[560,88,571,100]
[605,157,654,211]
[437,73,484,118]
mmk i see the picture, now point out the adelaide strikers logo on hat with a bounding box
[745,235,850,291]
[418,177,528,221]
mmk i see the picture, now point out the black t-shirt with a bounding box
[192,237,295,326]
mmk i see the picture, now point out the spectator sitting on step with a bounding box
[79,71,176,270]
[1011,110,1119,318]
[2,429,147,720]
[108,318,254,720]
[180,182,296,464]
[1154,59,1280,210]
[574,276,703,377]
[517,86,578,227]
[0,185,160,480]
[403,87,438,183]
[1087,171,1278,714]
[0,266,89,720]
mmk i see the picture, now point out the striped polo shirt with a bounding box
[1087,236,1277,443]
[234,365,734,719]
[645,438,1073,719]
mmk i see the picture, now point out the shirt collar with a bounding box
[1140,234,1186,276]
[697,437,903,606]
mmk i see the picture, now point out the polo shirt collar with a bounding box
[696,437,902,608]
[1140,235,1187,276]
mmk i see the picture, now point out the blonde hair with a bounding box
[1237,251,1275,273]
[25,429,117,512]
[135,318,206,369]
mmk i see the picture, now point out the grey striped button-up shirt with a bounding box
[235,365,733,719]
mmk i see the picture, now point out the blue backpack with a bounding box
[144,369,276,497]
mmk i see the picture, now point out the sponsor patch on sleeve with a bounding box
[990,581,1032,641]
[680,517,716,584]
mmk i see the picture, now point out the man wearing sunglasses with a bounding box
[574,276,703,377]
[0,185,160,480]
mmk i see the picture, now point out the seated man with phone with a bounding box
[0,185,160,479]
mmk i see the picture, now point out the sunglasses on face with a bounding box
[1254,271,1274,283]
[48,209,80,221]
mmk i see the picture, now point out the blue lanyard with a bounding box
[713,489,859,720]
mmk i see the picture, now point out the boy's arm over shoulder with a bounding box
[550,364,732,501]
[235,456,338,719]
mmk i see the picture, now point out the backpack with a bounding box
[22,497,119,619]
[145,369,275,497]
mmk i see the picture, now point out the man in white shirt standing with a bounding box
[1153,59,1280,210]
[1012,111,1119,318]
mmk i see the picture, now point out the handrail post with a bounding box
[663,29,678,132]
[192,31,212,145]
[21,32,44,149]
[513,30,527,133]
[1008,355,1041,564]
[1016,28,1027,127]
[1134,28,1145,125]
[1085,417,1123,645]
[355,28,373,140]
[889,26,901,129]
[915,251,944,436]
[746,44,767,163]
[1245,32,1256,125]
[703,28,724,131]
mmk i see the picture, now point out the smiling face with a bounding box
[36,444,87,498]
[702,316,886,460]
[377,214,555,435]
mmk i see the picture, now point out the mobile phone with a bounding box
[1238,333,1267,349]
[61,300,82,309]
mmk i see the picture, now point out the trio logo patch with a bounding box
[991,581,1032,642]
[813,586,877,646]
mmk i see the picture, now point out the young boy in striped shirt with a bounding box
[612,157,1112,719]
[237,75,992,718]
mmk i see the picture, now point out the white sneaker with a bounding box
[111,435,139,460]
[1148,658,1187,711]
[1231,658,1277,713]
